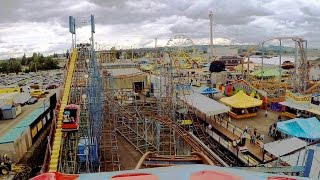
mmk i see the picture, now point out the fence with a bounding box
[205,127,259,166]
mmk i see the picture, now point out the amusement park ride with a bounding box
[240,37,317,96]
[30,16,315,180]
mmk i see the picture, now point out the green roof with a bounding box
[251,68,280,77]
[0,104,49,144]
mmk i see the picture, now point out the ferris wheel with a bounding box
[165,35,195,69]
[166,35,194,50]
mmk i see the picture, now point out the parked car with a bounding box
[46,84,59,89]
[18,82,26,86]
[27,97,38,105]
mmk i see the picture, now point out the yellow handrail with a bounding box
[48,49,77,172]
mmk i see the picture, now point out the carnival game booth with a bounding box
[223,79,267,103]
[220,90,263,119]
[279,90,311,119]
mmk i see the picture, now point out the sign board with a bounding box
[286,90,311,106]
[69,16,75,34]
[91,14,95,33]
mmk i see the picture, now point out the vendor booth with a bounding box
[220,90,263,119]
[279,90,311,119]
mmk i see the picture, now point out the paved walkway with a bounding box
[228,110,281,143]
[206,117,272,163]
[212,92,281,143]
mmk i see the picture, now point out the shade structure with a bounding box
[263,137,306,157]
[220,90,262,108]
[234,63,259,72]
[276,117,320,140]
[251,68,280,77]
[140,64,154,71]
[179,92,230,116]
[279,101,309,111]
[196,86,219,94]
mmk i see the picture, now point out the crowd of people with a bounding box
[232,126,264,149]
[268,115,284,140]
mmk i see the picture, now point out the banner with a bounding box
[286,90,311,105]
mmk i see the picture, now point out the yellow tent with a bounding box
[220,90,262,108]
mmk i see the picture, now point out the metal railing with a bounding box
[205,127,259,166]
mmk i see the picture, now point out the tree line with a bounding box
[0,53,60,74]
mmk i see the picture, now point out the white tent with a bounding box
[264,137,306,158]
[179,92,229,116]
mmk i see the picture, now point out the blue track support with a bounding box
[303,149,314,177]
[85,48,103,171]
[156,123,161,152]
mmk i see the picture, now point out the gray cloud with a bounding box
[0,0,319,59]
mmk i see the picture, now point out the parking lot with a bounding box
[0,69,64,89]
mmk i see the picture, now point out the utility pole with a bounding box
[131,45,133,61]
[209,10,214,62]
[155,38,158,59]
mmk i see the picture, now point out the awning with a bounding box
[177,108,188,114]
[179,93,230,116]
[196,86,219,94]
[276,117,320,140]
[279,101,308,111]
[264,137,306,157]
[306,108,320,116]
[220,90,262,108]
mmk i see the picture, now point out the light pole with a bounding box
[82,93,87,110]
[131,45,134,61]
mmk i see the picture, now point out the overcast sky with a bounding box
[0,0,320,59]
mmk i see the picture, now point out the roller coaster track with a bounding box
[241,37,308,93]
[113,102,228,167]
[47,49,77,172]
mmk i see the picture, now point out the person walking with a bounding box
[232,139,237,148]
[278,115,281,122]
[268,124,272,136]
[243,126,248,133]
[250,132,255,144]
[265,109,268,117]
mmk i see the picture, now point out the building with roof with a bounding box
[0,94,56,163]
[178,92,230,117]
[103,68,149,93]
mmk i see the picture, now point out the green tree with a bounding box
[21,53,27,65]
[26,57,33,65]
[0,62,9,74]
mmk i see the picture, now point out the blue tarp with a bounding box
[203,63,211,67]
[277,117,320,140]
[196,86,219,94]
